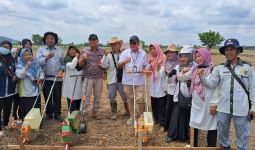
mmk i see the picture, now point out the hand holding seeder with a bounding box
[46,72,65,78]
[127,71,153,74]
[70,73,97,77]
[197,64,209,69]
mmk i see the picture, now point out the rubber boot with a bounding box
[123,102,130,116]
[110,102,117,120]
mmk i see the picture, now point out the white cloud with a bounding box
[0,0,13,9]
[0,0,255,46]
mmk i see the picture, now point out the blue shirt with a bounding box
[37,46,65,81]
[0,53,17,98]
[16,61,44,97]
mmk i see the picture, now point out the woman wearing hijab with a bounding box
[164,44,179,132]
[16,49,44,121]
[178,48,217,147]
[12,38,33,121]
[165,46,195,143]
[62,46,83,113]
[0,41,17,137]
[148,44,167,131]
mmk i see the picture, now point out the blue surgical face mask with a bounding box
[0,46,10,55]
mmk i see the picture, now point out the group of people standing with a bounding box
[0,32,254,150]
[161,39,255,150]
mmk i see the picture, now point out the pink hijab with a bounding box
[190,48,213,101]
[148,44,166,81]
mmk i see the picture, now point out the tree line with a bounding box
[31,30,226,50]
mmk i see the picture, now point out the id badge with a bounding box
[132,66,137,73]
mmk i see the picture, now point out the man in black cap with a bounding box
[198,38,255,149]
[118,35,147,124]
[78,34,104,120]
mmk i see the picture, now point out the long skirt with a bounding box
[165,94,174,130]
[167,102,190,141]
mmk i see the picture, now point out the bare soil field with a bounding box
[0,51,255,149]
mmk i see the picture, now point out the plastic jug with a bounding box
[24,108,42,130]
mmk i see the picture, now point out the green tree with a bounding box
[98,43,105,47]
[32,34,43,45]
[58,36,63,45]
[84,42,89,46]
[140,40,145,49]
[198,30,224,49]
[106,41,110,47]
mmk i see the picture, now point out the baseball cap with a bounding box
[88,34,98,40]
[129,35,139,42]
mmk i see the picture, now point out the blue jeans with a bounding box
[217,112,251,150]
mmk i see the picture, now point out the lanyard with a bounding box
[131,51,139,67]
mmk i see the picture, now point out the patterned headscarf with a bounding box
[148,44,166,81]
[190,48,213,101]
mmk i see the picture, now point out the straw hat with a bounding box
[164,44,178,54]
[109,37,121,44]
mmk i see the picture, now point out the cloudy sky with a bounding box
[0,0,255,46]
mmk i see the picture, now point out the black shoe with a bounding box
[165,136,173,143]
[54,115,63,121]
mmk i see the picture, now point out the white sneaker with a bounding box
[17,120,23,124]
[184,145,191,147]
[127,118,134,124]
[0,131,4,137]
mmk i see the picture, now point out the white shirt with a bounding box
[62,57,83,100]
[118,48,147,86]
[101,52,119,85]
[149,66,167,98]
[173,65,192,102]
[166,74,177,95]
[179,69,217,130]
